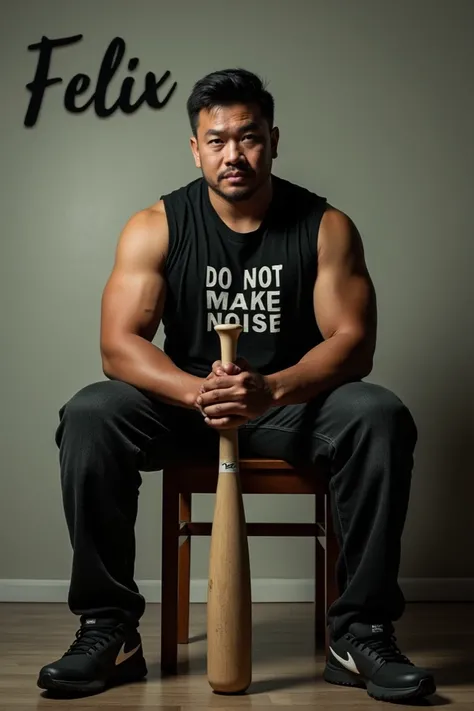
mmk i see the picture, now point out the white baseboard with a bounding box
[1,578,473,603]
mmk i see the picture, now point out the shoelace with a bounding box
[64,624,122,657]
[353,634,413,666]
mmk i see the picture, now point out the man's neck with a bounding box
[208,176,273,233]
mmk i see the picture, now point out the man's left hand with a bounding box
[196,359,275,429]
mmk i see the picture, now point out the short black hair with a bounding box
[186,68,274,137]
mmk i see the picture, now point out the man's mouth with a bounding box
[224,172,247,181]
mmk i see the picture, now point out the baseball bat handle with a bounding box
[215,322,241,364]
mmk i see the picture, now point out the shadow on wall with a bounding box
[403,375,474,578]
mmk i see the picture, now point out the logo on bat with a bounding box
[219,461,238,473]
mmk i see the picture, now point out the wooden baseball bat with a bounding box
[207,323,252,694]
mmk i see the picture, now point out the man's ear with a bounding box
[190,135,201,169]
[270,126,279,159]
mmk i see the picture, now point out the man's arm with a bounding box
[266,205,377,406]
[100,203,203,409]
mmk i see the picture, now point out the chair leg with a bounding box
[160,470,179,674]
[315,494,326,652]
[324,492,339,660]
[178,492,192,644]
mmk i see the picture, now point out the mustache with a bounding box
[219,165,253,180]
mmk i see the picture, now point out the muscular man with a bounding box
[37,68,436,702]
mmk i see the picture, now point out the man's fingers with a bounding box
[234,357,251,372]
[211,360,223,375]
[218,363,240,375]
[204,415,248,429]
[201,375,236,391]
[214,360,240,374]
[209,360,240,378]
[228,362,241,374]
[201,401,246,418]
[198,387,242,405]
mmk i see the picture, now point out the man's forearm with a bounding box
[266,333,374,407]
[102,335,203,409]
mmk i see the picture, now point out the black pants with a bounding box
[56,378,417,640]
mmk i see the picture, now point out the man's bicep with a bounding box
[100,207,168,355]
[313,207,377,345]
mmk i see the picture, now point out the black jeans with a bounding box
[56,378,417,640]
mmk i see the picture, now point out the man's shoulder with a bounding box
[125,200,167,233]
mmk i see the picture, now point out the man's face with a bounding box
[190,103,279,202]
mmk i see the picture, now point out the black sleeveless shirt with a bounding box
[160,174,327,378]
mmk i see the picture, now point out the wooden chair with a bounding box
[160,457,339,673]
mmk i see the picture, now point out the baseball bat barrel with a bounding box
[207,323,252,694]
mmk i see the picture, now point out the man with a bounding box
[37,68,436,702]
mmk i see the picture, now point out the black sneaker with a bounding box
[37,617,147,696]
[323,622,436,702]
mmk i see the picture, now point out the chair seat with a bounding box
[166,457,295,470]
[165,457,328,494]
[236,458,296,469]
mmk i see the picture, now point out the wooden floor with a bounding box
[0,602,473,709]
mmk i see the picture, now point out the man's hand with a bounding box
[195,359,275,429]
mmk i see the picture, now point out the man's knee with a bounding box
[55,380,142,443]
[333,381,417,443]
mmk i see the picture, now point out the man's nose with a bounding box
[224,141,242,164]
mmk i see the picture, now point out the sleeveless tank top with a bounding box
[160,174,327,378]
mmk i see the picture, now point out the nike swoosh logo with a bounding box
[329,646,360,674]
[115,643,141,666]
